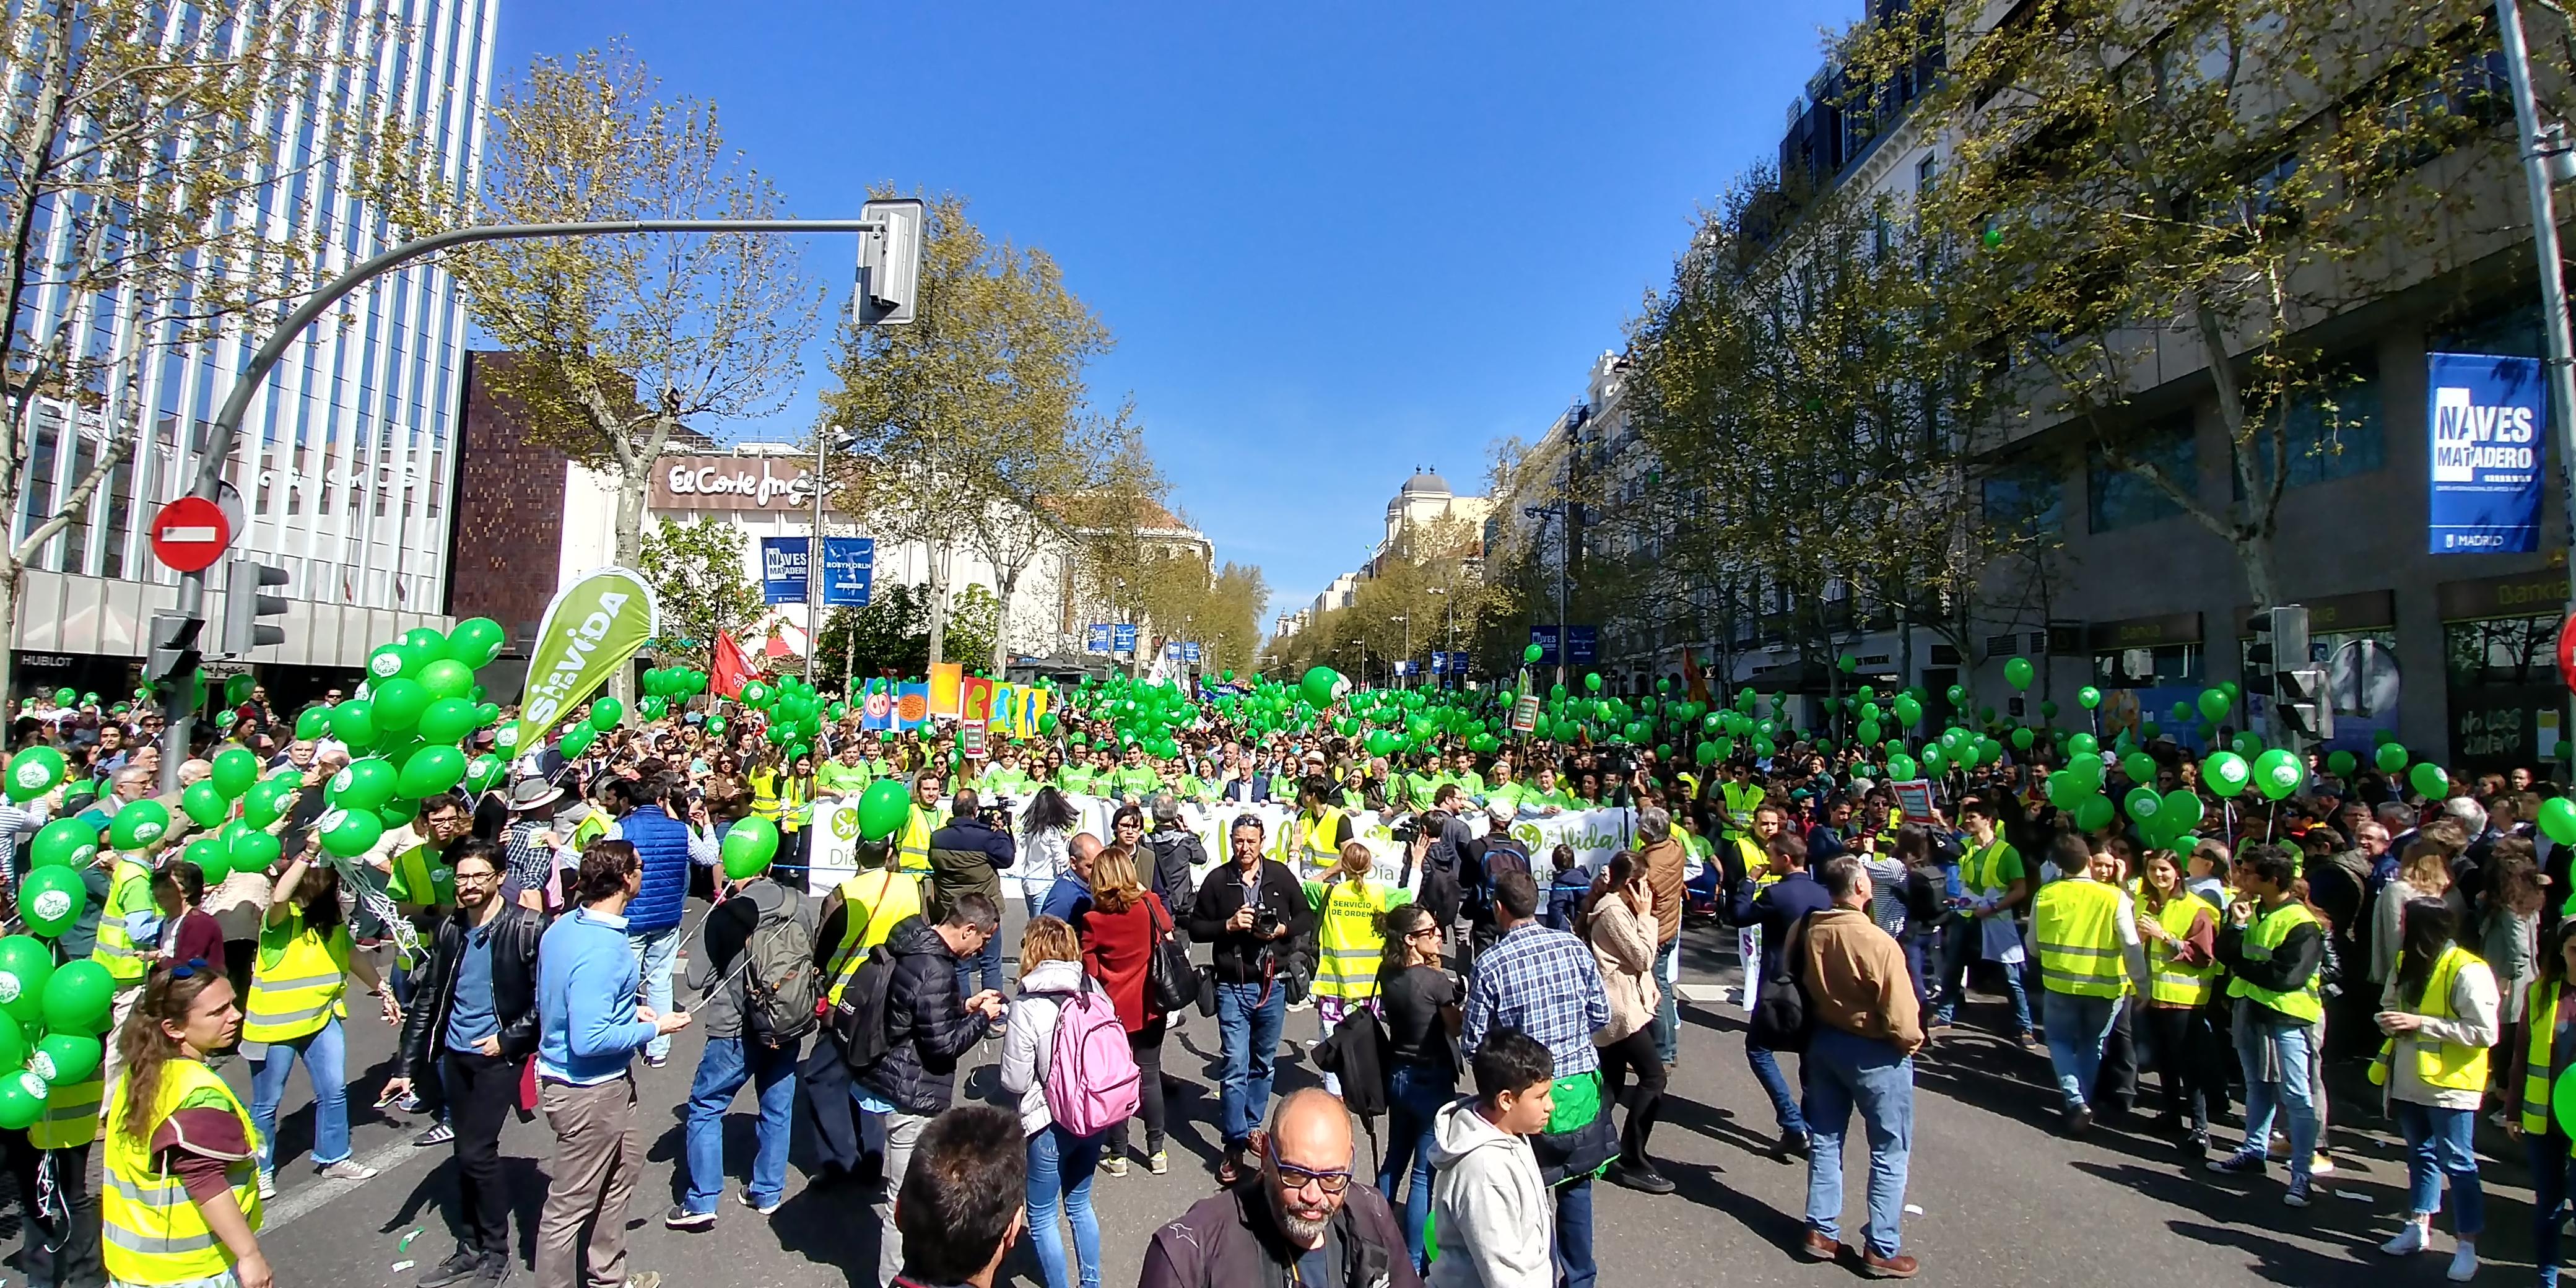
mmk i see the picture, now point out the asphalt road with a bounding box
[20,908,2559,1288]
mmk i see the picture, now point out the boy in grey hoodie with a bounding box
[1427,1029,1556,1288]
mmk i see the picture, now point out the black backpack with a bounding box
[1747,914,1814,1053]
[828,944,898,1071]
[1900,864,1947,925]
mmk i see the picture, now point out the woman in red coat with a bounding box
[1078,844,1169,1177]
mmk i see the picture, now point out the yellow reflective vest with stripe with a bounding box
[2369,943,2491,1093]
[2523,977,2562,1134]
[1720,781,1764,840]
[92,858,157,984]
[1307,876,1407,1001]
[1277,807,1344,882]
[27,1052,102,1149]
[102,1058,263,1284]
[899,804,936,875]
[821,868,923,1004]
[2145,890,2219,1007]
[2032,877,2126,998]
[2226,902,2325,1024]
[242,908,352,1044]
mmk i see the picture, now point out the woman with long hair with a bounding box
[2133,850,2224,1151]
[2479,839,2546,1091]
[701,751,752,840]
[1372,900,1459,1272]
[244,849,394,1196]
[1306,840,1403,1094]
[2373,898,2499,1279]
[1023,786,1080,921]
[1585,850,1671,1194]
[1076,846,1168,1177]
[103,963,273,1288]
[2505,920,2576,1287]
[2373,835,2465,990]
[999,916,1108,1288]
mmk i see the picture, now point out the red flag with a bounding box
[1681,649,1708,705]
[712,632,752,698]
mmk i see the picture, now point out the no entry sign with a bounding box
[149,496,231,573]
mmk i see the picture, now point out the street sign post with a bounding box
[148,497,231,573]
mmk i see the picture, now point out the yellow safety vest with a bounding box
[2226,901,2325,1024]
[822,869,923,1003]
[2524,977,2561,1134]
[92,859,157,983]
[2370,944,2492,1093]
[102,1058,263,1284]
[1960,838,2016,897]
[1721,781,1764,839]
[242,910,352,1044]
[2145,891,2219,1007]
[899,804,935,875]
[2033,878,2127,998]
[386,842,456,912]
[1290,808,1344,881]
[1312,877,1403,1001]
[27,1053,102,1149]
[1734,837,1768,884]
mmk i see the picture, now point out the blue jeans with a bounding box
[681,1036,799,1213]
[1931,921,2032,1032]
[2234,1017,2318,1178]
[1651,939,1681,1066]
[1899,928,1937,1005]
[1801,1025,1914,1260]
[250,1017,349,1170]
[1378,1061,1448,1271]
[2040,991,2121,1112]
[1746,1035,1808,1138]
[2530,1133,2574,1286]
[1556,1175,1595,1288]
[629,926,679,1061]
[2394,1099,2484,1235]
[1216,981,1285,1145]
[1027,1125,1104,1288]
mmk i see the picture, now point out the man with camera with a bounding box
[926,788,1016,1027]
[1190,813,1317,1185]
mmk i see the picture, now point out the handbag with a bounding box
[1146,898,1199,1015]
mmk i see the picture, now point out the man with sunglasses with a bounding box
[1139,1088,1421,1288]
[384,839,541,1288]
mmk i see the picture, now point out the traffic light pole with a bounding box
[157,216,897,790]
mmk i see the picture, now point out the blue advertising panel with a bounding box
[759,537,809,603]
[1528,625,1562,666]
[1568,625,1599,664]
[2428,351,2545,554]
[1183,641,1201,663]
[1086,624,1113,654]
[820,536,874,606]
[1113,623,1138,655]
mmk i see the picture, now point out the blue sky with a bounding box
[494,1,1860,624]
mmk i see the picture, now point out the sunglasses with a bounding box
[1264,1141,1351,1194]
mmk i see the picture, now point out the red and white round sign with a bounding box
[148,496,232,573]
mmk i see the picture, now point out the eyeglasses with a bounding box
[1406,926,1441,941]
[453,868,499,882]
[1264,1141,1351,1194]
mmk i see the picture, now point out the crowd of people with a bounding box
[2,680,2573,1288]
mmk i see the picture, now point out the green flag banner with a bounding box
[510,567,658,754]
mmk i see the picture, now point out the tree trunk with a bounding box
[2234,529,2281,617]
[609,462,652,704]
[0,555,19,705]
[991,564,1021,676]
[924,538,952,669]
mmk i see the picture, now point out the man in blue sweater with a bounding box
[1730,830,1832,1160]
[533,841,694,1288]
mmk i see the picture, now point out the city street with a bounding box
[28,912,2535,1288]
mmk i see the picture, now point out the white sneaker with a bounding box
[316,1159,379,1181]
[257,1170,277,1200]
[2381,1222,2429,1256]
[2447,1242,2479,1282]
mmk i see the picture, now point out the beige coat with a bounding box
[1587,892,1661,1045]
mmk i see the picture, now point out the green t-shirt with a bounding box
[816,761,872,797]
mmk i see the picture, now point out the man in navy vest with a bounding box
[601,773,717,1065]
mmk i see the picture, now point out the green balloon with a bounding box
[2004,657,2035,690]
[365,643,409,684]
[589,698,625,730]
[0,1070,43,1130]
[560,725,598,759]
[109,799,170,851]
[242,781,291,829]
[318,806,385,858]
[28,820,96,870]
[445,617,506,669]
[294,705,331,741]
[2553,1066,2576,1140]
[2327,750,2358,778]
[2078,685,2102,710]
[180,781,229,829]
[0,937,53,1024]
[0,1017,23,1076]
[372,678,430,731]
[228,830,281,874]
[2376,742,2411,774]
[2253,748,2305,800]
[331,699,378,746]
[398,746,469,798]
[417,697,481,744]
[209,747,260,799]
[721,816,780,879]
[419,658,475,700]
[2162,790,2205,833]
[1299,667,1345,708]
[4,747,63,803]
[2411,762,2450,799]
[18,866,83,938]
[40,960,113,1033]
[330,759,399,812]
[2124,785,2163,822]
[2073,794,2115,832]
[2121,752,2156,785]
[30,1031,98,1087]
[2203,751,2250,798]
[858,780,911,842]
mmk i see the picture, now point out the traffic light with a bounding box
[856,198,924,326]
[2259,604,2333,745]
[218,560,289,656]
[2245,612,2279,698]
[146,613,201,685]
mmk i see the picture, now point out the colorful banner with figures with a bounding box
[507,568,658,754]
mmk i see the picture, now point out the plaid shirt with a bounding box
[1464,920,1609,1076]
[503,820,556,896]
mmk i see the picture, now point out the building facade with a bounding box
[12,0,498,702]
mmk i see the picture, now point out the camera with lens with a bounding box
[1391,816,1422,846]
[1253,905,1284,938]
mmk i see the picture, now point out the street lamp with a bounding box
[807,425,858,690]
[1390,614,1409,688]
[1425,586,1455,687]
[1525,503,1568,685]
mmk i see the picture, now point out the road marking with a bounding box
[260,1133,424,1229]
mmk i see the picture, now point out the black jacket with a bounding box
[1142,829,1203,923]
[399,903,542,1077]
[1188,859,1316,986]
[855,915,989,1115]
[1138,1176,1421,1288]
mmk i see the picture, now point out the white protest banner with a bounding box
[803,798,864,893]
[1497,806,1636,879]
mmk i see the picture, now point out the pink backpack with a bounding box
[1043,981,1141,1137]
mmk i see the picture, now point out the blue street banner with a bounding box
[1528,625,1562,666]
[2428,351,2546,554]
[1569,625,1599,664]
[759,537,809,603]
[1183,641,1201,663]
[1086,624,1113,654]
[820,536,874,606]
[1113,623,1138,654]
[1165,640,1182,660]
